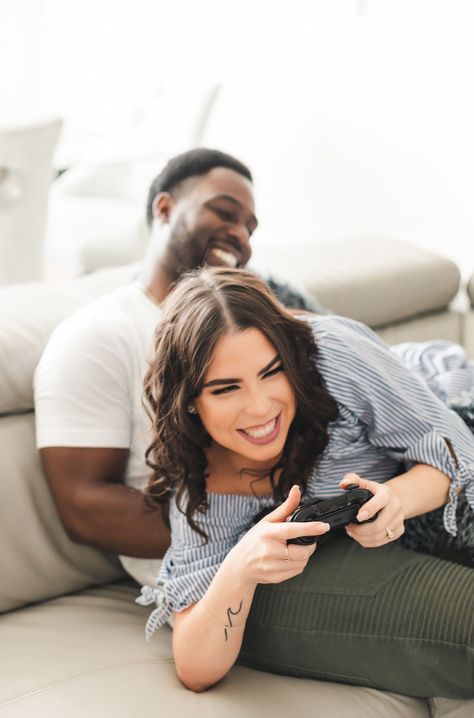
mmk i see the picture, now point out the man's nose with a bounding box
[227,223,252,264]
[227,222,251,246]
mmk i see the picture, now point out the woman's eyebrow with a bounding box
[202,376,242,388]
[258,354,280,376]
[202,355,281,389]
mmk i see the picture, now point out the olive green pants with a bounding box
[240,534,474,698]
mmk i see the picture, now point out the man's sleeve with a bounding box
[34,315,132,449]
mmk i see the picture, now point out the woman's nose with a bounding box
[245,388,270,418]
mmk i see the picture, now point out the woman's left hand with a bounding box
[339,473,405,547]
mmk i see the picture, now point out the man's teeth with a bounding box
[242,417,277,439]
[212,248,238,267]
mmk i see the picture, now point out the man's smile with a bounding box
[208,247,239,268]
[205,240,242,268]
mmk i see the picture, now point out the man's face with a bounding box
[159,167,258,274]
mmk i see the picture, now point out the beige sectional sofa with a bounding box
[465,274,474,359]
[0,237,473,717]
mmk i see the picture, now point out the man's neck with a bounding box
[138,227,180,303]
[138,264,176,305]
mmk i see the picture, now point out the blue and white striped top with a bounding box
[136,316,474,637]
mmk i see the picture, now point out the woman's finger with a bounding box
[346,503,405,545]
[339,473,391,522]
[346,523,405,548]
[280,519,331,542]
[349,502,400,535]
[265,485,302,523]
[284,542,317,562]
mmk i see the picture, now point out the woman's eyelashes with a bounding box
[211,384,239,396]
[263,364,283,379]
[209,365,284,395]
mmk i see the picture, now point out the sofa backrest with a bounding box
[0,263,139,415]
[250,237,461,328]
[0,412,126,613]
[468,274,474,307]
[0,264,138,614]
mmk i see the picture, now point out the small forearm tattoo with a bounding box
[199,598,245,641]
[224,600,243,642]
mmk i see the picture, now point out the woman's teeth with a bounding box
[242,417,277,439]
[212,248,238,267]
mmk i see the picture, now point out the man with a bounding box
[35,148,317,585]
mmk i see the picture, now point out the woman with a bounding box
[138,267,474,696]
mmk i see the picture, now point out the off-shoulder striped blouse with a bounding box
[137,316,474,637]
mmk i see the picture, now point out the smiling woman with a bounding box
[144,268,337,533]
[139,266,474,697]
[195,328,297,469]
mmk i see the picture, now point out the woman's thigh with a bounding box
[240,534,474,699]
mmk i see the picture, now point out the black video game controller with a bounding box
[288,484,379,545]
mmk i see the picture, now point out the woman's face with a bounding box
[194,328,297,468]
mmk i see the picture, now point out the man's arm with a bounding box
[40,446,170,558]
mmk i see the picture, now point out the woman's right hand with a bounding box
[224,485,330,587]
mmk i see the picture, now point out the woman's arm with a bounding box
[172,557,255,693]
[172,486,330,692]
[311,319,474,530]
[386,463,451,518]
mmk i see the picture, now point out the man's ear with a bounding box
[152,192,175,224]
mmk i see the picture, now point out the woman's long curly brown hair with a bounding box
[144,267,338,538]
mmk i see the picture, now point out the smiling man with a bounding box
[34,148,318,586]
[140,150,258,304]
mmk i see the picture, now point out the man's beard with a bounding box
[166,219,241,273]
[166,219,209,273]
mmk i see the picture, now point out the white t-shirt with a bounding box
[34,282,163,585]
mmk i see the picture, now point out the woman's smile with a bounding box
[237,413,281,444]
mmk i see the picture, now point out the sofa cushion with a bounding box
[0,263,138,414]
[251,237,460,327]
[464,312,474,360]
[0,413,124,614]
[0,582,429,718]
[467,273,474,306]
[376,309,463,346]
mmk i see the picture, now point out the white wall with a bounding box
[0,0,47,124]
[202,1,474,278]
[1,1,473,276]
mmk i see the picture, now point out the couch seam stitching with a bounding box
[0,657,174,708]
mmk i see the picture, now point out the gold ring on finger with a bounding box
[285,544,291,562]
[385,527,395,541]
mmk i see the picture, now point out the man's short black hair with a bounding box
[146,147,253,227]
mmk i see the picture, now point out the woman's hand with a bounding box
[339,473,405,547]
[225,485,330,587]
